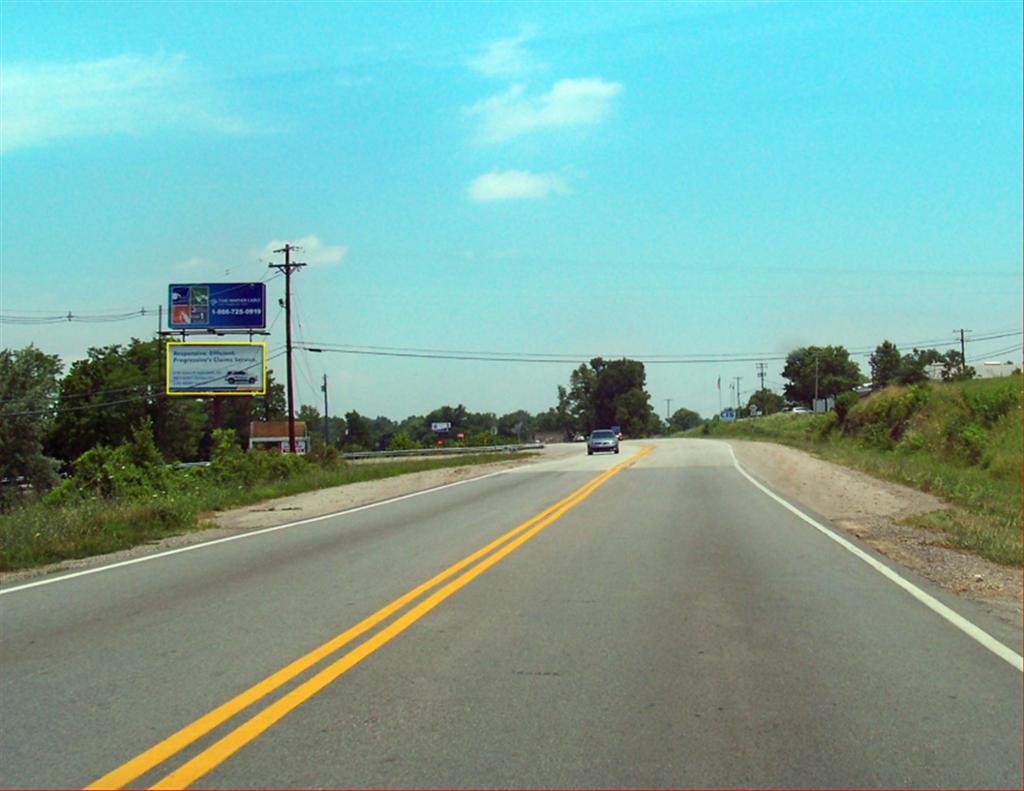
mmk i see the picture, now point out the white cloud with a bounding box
[467,32,539,79]
[468,78,623,143]
[175,257,209,272]
[260,235,347,266]
[0,53,243,153]
[467,170,570,202]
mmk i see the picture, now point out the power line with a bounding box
[0,308,161,325]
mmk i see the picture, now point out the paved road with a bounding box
[1,439,1021,789]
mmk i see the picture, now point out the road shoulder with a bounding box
[725,438,1022,632]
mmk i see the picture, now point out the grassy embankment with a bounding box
[0,430,534,572]
[684,374,1022,567]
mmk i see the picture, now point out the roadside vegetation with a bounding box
[0,424,533,572]
[685,375,1022,567]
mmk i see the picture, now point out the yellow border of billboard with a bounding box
[166,341,267,396]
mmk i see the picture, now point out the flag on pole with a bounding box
[716,377,721,390]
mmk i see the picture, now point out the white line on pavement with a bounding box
[0,469,512,596]
[725,442,1023,673]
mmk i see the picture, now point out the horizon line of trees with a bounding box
[3,336,1014,504]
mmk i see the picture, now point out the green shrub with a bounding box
[960,377,1021,426]
[306,441,343,467]
[387,432,420,451]
[834,391,859,422]
[45,419,173,504]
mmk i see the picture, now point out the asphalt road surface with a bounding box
[1,439,1021,789]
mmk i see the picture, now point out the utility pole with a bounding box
[321,373,330,446]
[664,398,672,421]
[954,328,972,370]
[814,354,819,404]
[756,362,767,392]
[734,377,742,410]
[269,244,306,453]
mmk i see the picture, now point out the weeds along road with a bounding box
[1,439,1021,789]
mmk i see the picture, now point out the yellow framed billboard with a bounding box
[166,342,267,396]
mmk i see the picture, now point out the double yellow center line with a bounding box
[87,445,653,790]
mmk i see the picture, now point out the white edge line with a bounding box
[0,469,513,597]
[723,442,1023,673]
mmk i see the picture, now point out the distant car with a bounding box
[587,429,620,455]
[790,406,811,414]
[226,370,257,385]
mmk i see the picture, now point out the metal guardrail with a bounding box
[343,443,543,460]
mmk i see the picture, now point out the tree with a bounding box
[898,348,974,384]
[869,341,901,390]
[297,405,322,441]
[668,407,703,433]
[563,357,656,436]
[782,346,863,405]
[47,340,157,463]
[370,416,398,450]
[0,345,63,498]
[498,410,531,441]
[343,410,373,450]
[247,372,286,422]
[747,389,784,416]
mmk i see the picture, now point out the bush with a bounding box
[387,432,420,451]
[833,391,859,423]
[45,419,173,504]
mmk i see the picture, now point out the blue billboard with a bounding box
[169,283,266,330]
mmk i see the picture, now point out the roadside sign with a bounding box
[279,438,307,454]
[168,283,266,330]
[720,410,737,422]
[431,422,452,433]
[166,342,266,396]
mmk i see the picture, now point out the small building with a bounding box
[249,421,308,453]
[926,361,1019,381]
[976,361,1019,379]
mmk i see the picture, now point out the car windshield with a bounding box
[591,430,615,439]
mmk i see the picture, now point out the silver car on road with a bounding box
[587,429,620,455]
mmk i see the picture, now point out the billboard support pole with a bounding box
[270,244,306,453]
[212,395,224,430]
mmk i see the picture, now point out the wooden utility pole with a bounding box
[321,373,330,446]
[269,244,306,453]
[954,328,972,371]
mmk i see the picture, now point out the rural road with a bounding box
[1,439,1021,788]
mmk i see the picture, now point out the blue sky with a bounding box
[2,0,1021,422]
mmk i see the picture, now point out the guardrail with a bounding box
[343,443,543,460]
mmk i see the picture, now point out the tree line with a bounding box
[1,334,999,502]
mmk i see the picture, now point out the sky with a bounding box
[2,0,1021,423]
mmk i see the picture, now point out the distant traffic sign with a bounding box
[168,283,266,330]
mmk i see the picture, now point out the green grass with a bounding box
[0,452,534,572]
[684,375,1022,566]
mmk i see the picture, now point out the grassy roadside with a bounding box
[683,375,1022,567]
[0,447,534,573]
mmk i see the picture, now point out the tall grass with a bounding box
[686,375,1022,566]
[0,442,533,572]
